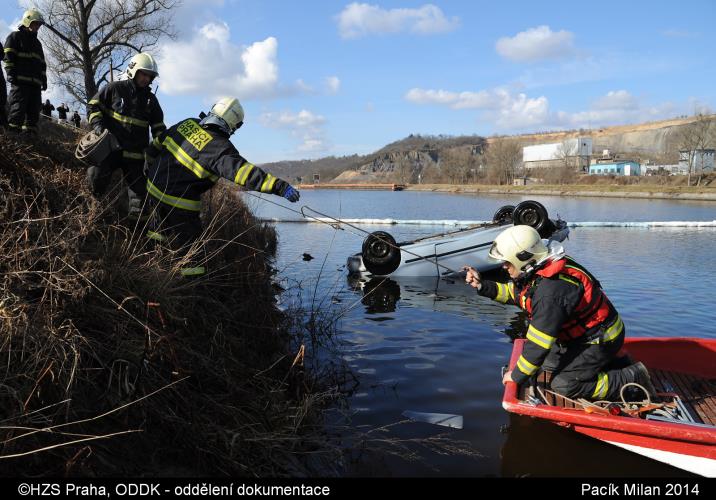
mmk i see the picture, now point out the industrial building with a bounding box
[522,137,592,171]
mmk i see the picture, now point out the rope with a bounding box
[242,191,466,275]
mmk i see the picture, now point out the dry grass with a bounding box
[0,126,485,477]
[0,129,344,476]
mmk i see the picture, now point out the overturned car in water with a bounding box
[347,200,569,277]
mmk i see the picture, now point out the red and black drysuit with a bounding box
[3,27,46,132]
[87,79,165,213]
[144,117,294,276]
[478,255,634,400]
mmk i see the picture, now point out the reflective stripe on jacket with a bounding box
[145,118,290,211]
[3,28,46,88]
[88,79,165,157]
[478,256,621,385]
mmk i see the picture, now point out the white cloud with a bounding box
[557,90,676,128]
[259,110,329,153]
[325,76,341,94]
[336,3,459,39]
[405,86,680,131]
[496,25,576,62]
[1,16,20,41]
[405,88,494,109]
[406,86,550,130]
[157,22,279,99]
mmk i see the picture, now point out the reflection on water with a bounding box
[257,192,716,477]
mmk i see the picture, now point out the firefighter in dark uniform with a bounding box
[87,52,165,217]
[3,9,47,133]
[465,225,656,401]
[144,96,300,277]
[0,40,7,127]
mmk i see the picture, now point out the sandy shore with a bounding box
[405,184,716,202]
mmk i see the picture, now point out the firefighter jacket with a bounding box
[478,256,622,386]
[145,117,292,212]
[88,79,165,162]
[3,28,46,89]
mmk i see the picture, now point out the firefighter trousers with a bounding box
[86,151,147,216]
[543,330,632,401]
[146,200,206,277]
[7,84,41,132]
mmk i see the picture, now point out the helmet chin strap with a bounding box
[517,240,566,280]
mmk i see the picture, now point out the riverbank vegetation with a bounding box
[0,129,350,476]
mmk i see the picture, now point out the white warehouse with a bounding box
[523,137,593,171]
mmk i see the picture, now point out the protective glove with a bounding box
[282,185,300,203]
[92,122,104,135]
[41,82,47,91]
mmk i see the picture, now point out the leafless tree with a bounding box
[485,138,522,185]
[675,113,715,186]
[37,0,178,110]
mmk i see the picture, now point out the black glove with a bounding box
[41,82,47,91]
[282,185,300,203]
[6,74,15,85]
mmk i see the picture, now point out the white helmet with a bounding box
[210,97,244,133]
[127,52,159,79]
[488,225,549,273]
[21,8,44,28]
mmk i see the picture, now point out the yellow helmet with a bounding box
[21,8,44,28]
[488,225,548,273]
[210,97,245,133]
[127,52,159,79]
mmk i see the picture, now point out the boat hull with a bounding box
[503,338,716,477]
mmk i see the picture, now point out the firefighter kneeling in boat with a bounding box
[465,225,656,401]
[143,96,300,277]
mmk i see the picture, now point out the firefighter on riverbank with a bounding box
[465,225,656,401]
[3,8,47,134]
[144,96,300,277]
[87,52,165,218]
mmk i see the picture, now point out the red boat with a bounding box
[502,337,716,477]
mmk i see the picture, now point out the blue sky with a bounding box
[2,1,715,163]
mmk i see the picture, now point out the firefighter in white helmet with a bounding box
[3,8,46,133]
[86,52,165,218]
[464,224,656,401]
[143,97,300,277]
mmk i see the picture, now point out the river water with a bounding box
[244,190,716,477]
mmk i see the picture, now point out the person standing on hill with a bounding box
[3,9,47,134]
[56,102,69,121]
[87,52,165,219]
[464,225,657,402]
[71,110,81,128]
[143,97,300,277]
[41,99,54,118]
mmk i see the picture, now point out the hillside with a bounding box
[261,115,713,185]
[0,125,340,476]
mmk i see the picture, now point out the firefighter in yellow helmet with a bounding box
[86,52,165,218]
[143,97,300,277]
[464,225,656,401]
[3,8,47,133]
